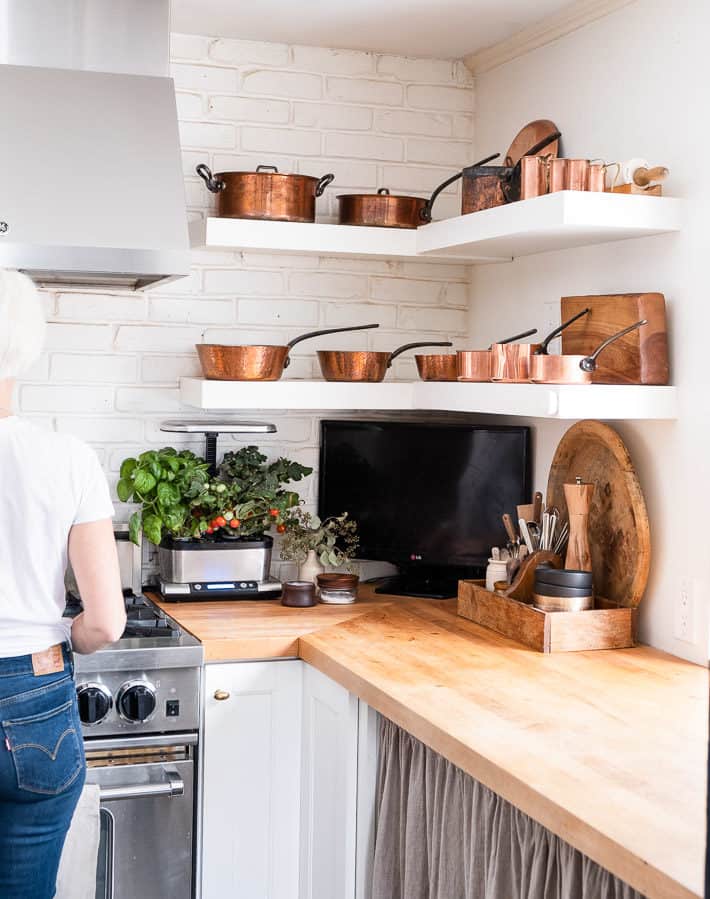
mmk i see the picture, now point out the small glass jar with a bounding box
[318,586,357,605]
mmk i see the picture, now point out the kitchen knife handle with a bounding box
[532,491,543,524]
[502,513,518,543]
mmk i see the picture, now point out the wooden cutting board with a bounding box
[505,119,560,166]
[546,421,650,608]
[560,293,669,384]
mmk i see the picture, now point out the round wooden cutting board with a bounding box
[546,420,650,608]
[505,119,560,166]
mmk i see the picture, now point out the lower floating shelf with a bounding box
[180,378,677,421]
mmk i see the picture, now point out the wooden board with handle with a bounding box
[560,293,669,384]
[546,421,650,609]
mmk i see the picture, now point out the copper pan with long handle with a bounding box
[318,341,452,382]
[457,328,537,382]
[197,324,379,381]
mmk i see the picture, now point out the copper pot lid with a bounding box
[336,188,426,201]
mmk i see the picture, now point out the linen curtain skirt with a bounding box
[372,717,644,899]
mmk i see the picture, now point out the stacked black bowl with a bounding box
[533,567,593,612]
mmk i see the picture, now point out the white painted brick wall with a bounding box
[17,33,476,582]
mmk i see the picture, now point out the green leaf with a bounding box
[148,461,163,480]
[157,481,179,508]
[319,550,330,566]
[133,470,157,494]
[311,515,321,529]
[116,479,133,503]
[165,456,181,473]
[120,458,137,480]
[128,511,142,546]
[143,513,164,546]
[329,550,339,566]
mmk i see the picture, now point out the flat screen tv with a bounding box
[318,420,531,598]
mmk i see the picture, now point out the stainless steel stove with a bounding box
[67,528,203,899]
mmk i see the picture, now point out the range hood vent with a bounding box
[0,1,189,291]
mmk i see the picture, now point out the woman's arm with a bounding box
[68,518,126,653]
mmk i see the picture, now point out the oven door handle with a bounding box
[99,767,184,801]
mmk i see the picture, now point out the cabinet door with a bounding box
[299,665,359,899]
[201,661,303,899]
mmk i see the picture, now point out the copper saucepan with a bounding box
[197,324,379,381]
[530,320,648,384]
[492,310,592,382]
[337,188,428,229]
[415,352,458,381]
[458,329,538,382]
[318,341,452,382]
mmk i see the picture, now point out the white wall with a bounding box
[16,35,476,582]
[470,0,709,663]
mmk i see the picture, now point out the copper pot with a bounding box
[415,352,458,381]
[337,188,428,229]
[197,324,379,381]
[458,328,538,382]
[196,163,334,223]
[318,341,452,382]
[529,320,647,384]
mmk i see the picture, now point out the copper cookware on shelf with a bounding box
[529,320,648,384]
[197,324,379,381]
[337,188,428,229]
[196,163,334,223]
[492,310,595,382]
[457,329,538,382]
[318,341,452,383]
[415,351,458,381]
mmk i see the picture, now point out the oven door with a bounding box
[86,751,195,899]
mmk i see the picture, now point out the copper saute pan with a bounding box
[458,329,537,382]
[197,324,379,382]
[318,341,452,382]
[337,188,429,229]
[196,163,335,223]
[530,320,647,384]
[415,352,458,381]
[492,311,591,382]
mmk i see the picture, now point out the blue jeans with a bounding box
[0,645,85,899]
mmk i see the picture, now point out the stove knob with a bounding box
[76,683,112,725]
[117,682,157,723]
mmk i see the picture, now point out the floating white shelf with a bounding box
[180,378,678,421]
[190,192,682,264]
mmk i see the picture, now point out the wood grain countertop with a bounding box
[152,586,708,899]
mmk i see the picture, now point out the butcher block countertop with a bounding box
[152,586,707,899]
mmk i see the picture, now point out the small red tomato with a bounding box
[276,523,286,534]
[269,508,279,517]
[229,519,239,529]
[206,527,214,535]
[214,516,226,528]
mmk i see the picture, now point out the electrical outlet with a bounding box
[674,577,695,643]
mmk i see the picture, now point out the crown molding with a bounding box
[464,0,635,75]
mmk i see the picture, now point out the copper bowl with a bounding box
[317,341,452,382]
[415,353,458,381]
[457,350,492,382]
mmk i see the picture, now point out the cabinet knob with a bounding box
[213,689,230,701]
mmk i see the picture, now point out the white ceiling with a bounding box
[170,0,577,60]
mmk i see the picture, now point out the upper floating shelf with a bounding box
[190,192,683,264]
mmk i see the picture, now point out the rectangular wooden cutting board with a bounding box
[560,292,669,384]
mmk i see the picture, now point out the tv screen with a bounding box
[318,420,531,573]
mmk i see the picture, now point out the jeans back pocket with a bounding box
[3,698,84,795]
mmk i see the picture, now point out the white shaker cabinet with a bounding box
[201,660,303,899]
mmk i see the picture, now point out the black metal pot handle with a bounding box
[501,131,562,203]
[283,323,379,368]
[316,173,335,196]
[196,164,226,193]
[492,328,538,348]
[377,188,391,196]
[535,308,590,355]
[256,165,279,173]
[387,341,452,368]
[420,153,501,224]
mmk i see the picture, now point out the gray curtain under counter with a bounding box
[372,718,644,899]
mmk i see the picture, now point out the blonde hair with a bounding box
[0,269,46,379]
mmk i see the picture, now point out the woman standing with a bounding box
[0,269,126,898]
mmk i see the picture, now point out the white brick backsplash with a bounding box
[171,33,209,61]
[209,95,290,124]
[400,261,470,281]
[241,69,321,100]
[114,325,204,353]
[149,297,235,324]
[398,306,467,332]
[141,355,202,384]
[452,114,475,139]
[115,387,182,413]
[296,158,377,188]
[181,149,207,178]
[55,293,147,322]
[51,354,138,383]
[292,46,374,75]
[175,91,205,120]
[407,84,473,112]
[369,330,441,351]
[241,126,321,156]
[376,55,454,83]
[21,385,113,413]
[293,102,373,131]
[240,252,314,270]
[370,277,443,305]
[375,109,451,137]
[289,271,367,299]
[380,164,457,193]
[171,63,238,93]
[56,417,145,442]
[318,257,400,275]
[179,121,235,150]
[46,323,113,350]
[323,303,397,328]
[408,138,474,167]
[21,354,50,382]
[149,270,202,295]
[204,269,284,296]
[238,299,319,326]
[326,77,403,106]
[212,153,297,174]
[442,283,469,307]
[324,132,403,162]
[209,38,289,67]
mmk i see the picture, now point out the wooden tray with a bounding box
[458,581,636,653]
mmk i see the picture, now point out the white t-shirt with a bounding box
[0,417,115,657]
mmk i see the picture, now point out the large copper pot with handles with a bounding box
[196,164,334,223]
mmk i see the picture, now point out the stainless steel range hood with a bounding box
[0,0,189,290]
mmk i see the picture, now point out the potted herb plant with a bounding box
[279,509,359,583]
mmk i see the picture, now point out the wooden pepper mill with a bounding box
[563,476,594,571]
